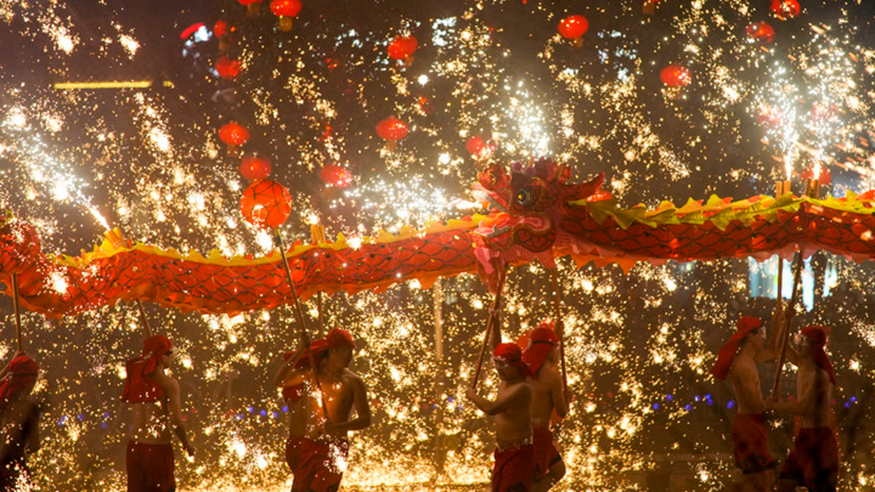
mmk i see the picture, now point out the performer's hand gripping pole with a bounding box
[274,229,328,420]
[550,269,569,393]
[471,267,508,389]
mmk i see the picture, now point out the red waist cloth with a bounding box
[779,426,839,492]
[492,442,535,492]
[285,435,306,471]
[291,437,349,492]
[126,441,175,492]
[532,425,562,482]
[732,413,774,474]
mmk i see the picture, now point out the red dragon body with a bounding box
[2,158,875,317]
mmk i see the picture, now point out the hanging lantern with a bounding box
[558,15,588,48]
[746,22,775,43]
[213,20,229,39]
[219,121,250,151]
[660,64,692,87]
[388,35,418,65]
[319,165,353,188]
[240,154,272,181]
[465,135,495,159]
[771,0,800,20]
[376,117,409,151]
[237,0,263,16]
[215,56,241,79]
[270,0,301,31]
[240,179,292,229]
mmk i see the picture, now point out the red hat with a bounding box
[494,343,530,377]
[121,335,174,404]
[326,328,355,349]
[710,316,763,381]
[522,320,559,376]
[801,326,836,385]
[0,355,39,413]
[282,338,329,403]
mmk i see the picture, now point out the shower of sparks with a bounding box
[2,0,875,491]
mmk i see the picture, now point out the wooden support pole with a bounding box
[471,269,508,389]
[550,269,568,393]
[771,178,817,399]
[275,228,328,420]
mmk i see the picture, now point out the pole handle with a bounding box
[550,269,568,393]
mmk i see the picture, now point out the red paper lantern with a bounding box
[660,64,692,87]
[237,0,261,4]
[388,36,418,60]
[214,20,229,38]
[558,15,589,40]
[240,155,272,180]
[271,0,301,31]
[219,122,250,148]
[215,56,241,79]
[319,165,353,188]
[376,117,409,142]
[746,22,775,43]
[240,179,292,229]
[771,0,800,20]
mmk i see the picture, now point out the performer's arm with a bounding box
[274,350,306,388]
[756,306,784,362]
[488,304,502,351]
[549,371,569,418]
[465,384,531,416]
[767,370,823,416]
[160,377,195,458]
[326,375,371,434]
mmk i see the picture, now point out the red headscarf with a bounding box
[494,343,530,378]
[522,320,559,377]
[326,328,355,349]
[801,326,836,385]
[0,355,39,413]
[121,335,173,404]
[710,316,763,381]
[282,338,329,402]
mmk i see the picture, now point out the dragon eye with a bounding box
[485,171,496,186]
[515,189,534,207]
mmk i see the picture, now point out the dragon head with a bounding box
[471,158,608,288]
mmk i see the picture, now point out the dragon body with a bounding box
[3,158,875,317]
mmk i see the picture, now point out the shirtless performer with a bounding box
[121,335,195,492]
[521,321,569,492]
[0,350,41,490]
[710,315,779,492]
[273,336,328,481]
[466,343,534,492]
[279,328,370,492]
[766,325,838,492]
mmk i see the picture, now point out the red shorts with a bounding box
[779,427,838,492]
[126,441,175,492]
[286,435,306,471]
[532,425,562,482]
[291,437,349,492]
[732,413,774,474]
[492,443,534,492]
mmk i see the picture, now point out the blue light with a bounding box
[727,400,735,409]
[282,406,289,413]
[652,403,660,410]
[684,405,692,411]
[77,414,85,421]
[666,395,673,401]
[706,399,714,406]
[705,394,712,400]
[260,410,267,417]
[103,411,110,419]
[447,396,454,402]
[248,406,254,413]
[694,396,701,402]
[844,402,851,409]
[850,397,857,403]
